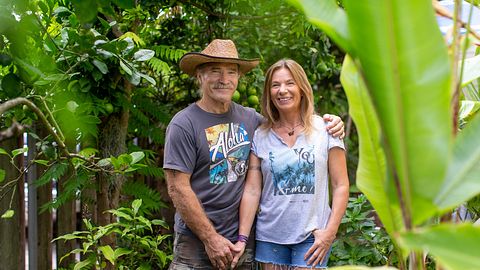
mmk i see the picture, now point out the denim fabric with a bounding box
[255,235,331,268]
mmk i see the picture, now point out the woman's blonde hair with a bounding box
[261,59,316,135]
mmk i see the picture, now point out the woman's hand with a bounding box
[230,241,247,269]
[304,229,336,267]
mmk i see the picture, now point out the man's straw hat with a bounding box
[179,39,259,76]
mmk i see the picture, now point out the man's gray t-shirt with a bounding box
[252,115,344,244]
[163,102,262,241]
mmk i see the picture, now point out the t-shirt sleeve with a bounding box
[163,123,196,174]
[328,135,345,151]
[251,129,260,156]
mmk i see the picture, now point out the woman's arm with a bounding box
[305,147,350,267]
[231,153,263,268]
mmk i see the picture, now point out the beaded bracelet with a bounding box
[237,234,249,243]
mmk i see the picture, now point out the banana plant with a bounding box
[289,0,480,269]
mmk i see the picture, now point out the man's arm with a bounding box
[165,169,237,270]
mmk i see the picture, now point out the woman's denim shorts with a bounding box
[255,235,331,268]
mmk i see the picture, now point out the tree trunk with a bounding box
[0,136,25,270]
[96,83,130,256]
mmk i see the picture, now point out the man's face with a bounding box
[197,62,240,106]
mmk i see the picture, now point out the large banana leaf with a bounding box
[435,113,480,209]
[342,0,452,225]
[398,224,480,270]
[340,56,404,234]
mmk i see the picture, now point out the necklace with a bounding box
[279,122,303,136]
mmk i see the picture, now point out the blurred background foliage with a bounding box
[0,0,359,269]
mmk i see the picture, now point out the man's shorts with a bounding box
[169,232,255,270]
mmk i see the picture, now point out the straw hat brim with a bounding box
[179,52,260,76]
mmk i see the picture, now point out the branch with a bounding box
[0,97,69,156]
[0,121,25,142]
[433,0,480,40]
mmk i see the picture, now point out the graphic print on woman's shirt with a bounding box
[206,123,250,185]
[269,146,315,195]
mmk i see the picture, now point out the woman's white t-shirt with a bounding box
[251,115,345,244]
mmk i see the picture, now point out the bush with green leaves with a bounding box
[54,199,172,270]
[329,194,398,267]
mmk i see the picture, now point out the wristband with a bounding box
[237,234,249,243]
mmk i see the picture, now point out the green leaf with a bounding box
[14,57,43,84]
[119,59,132,75]
[1,210,14,219]
[107,209,133,221]
[33,160,50,166]
[66,100,79,112]
[92,59,108,74]
[43,73,69,81]
[134,49,155,61]
[0,148,8,156]
[52,232,88,242]
[459,100,480,123]
[341,0,452,225]
[73,259,92,270]
[35,162,69,187]
[0,169,5,183]
[12,147,28,158]
[99,245,115,265]
[132,199,142,215]
[129,151,144,164]
[53,6,71,16]
[288,0,351,53]
[114,247,132,259]
[461,54,480,86]
[137,216,152,230]
[156,234,171,244]
[340,56,403,234]
[97,158,111,167]
[139,73,156,85]
[152,219,169,229]
[435,114,480,209]
[71,0,97,23]
[78,148,98,158]
[127,70,141,86]
[399,224,480,270]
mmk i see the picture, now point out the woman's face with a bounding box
[270,67,302,114]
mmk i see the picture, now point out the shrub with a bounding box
[54,199,172,269]
[329,194,398,267]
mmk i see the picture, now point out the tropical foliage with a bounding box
[0,0,349,268]
[54,199,172,269]
[289,0,480,269]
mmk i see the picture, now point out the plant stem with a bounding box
[451,0,462,135]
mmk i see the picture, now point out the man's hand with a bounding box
[323,114,345,139]
[230,241,247,269]
[204,234,239,270]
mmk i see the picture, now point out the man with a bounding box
[163,39,344,270]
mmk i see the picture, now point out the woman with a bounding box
[231,59,349,269]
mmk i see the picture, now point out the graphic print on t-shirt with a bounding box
[269,146,315,195]
[206,123,250,184]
